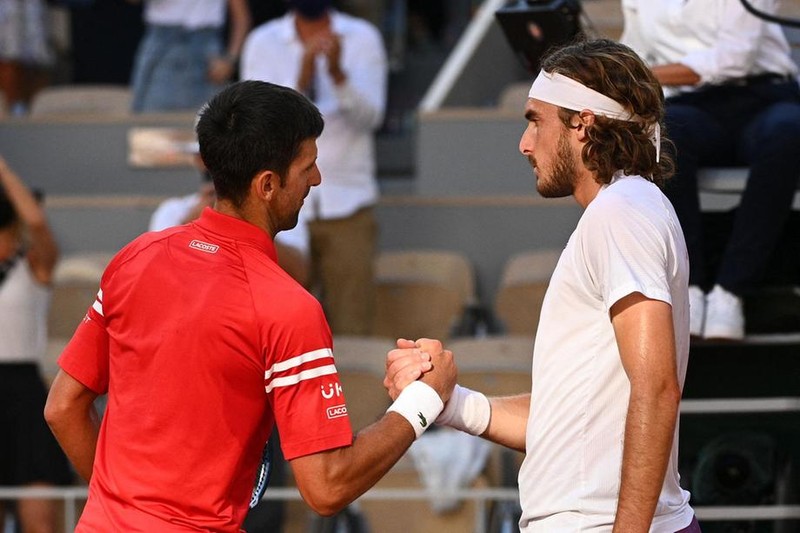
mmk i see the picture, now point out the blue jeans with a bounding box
[130,24,224,113]
[664,77,800,294]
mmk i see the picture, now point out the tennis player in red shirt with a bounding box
[44,80,455,532]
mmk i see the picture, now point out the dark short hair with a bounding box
[540,38,674,187]
[196,81,324,207]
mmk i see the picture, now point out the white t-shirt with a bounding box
[621,0,797,96]
[518,174,694,532]
[0,258,49,363]
[241,11,388,221]
[145,0,227,29]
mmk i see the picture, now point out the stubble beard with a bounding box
[532,132,578,199]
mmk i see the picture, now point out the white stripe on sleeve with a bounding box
[264,364,338,393]
[264,348,333,380]
[92,289,104,317]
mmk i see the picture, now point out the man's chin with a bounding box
[536,183,572,199]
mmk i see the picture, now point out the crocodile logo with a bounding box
[417,412,428,428]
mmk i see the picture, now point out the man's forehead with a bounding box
[524,98,558,119]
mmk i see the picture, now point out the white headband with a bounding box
[528,70,661,162]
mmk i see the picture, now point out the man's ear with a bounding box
[251,170,277,202]
[574,109,596,141]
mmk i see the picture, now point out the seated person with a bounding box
[621,0,800,340]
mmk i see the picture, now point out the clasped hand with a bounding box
[384,338,457,403]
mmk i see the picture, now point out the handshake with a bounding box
[383,338,491,439]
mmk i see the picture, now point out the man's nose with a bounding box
[519,128,533,156]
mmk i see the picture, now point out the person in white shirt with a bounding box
[130,0,252,113]
[385,39,699,532]
[241,0,388,335]
[621,0,800,340]
[0,156,72,532]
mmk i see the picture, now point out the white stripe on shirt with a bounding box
[264,348,332,380]
[92,289,104,317]
[264,364,338,393]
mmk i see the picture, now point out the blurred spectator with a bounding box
[241,0,388,335]
[130,0,252,113]
[0,0,53,116]
[0,156,72,531]
[621,0,800,340]
[149,148,310,287]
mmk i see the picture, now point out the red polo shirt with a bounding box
[59,208,353,532]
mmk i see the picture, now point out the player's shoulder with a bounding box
[590,175,661,214]
[254,267,328,332]
[239,247,322,310]
[582,175,673,236]
[100,227,181,282]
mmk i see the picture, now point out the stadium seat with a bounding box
[45,253,113,379]
[373,250,477,341]
[497,81,530,113]
[494,250,560,336]
[446,335,534,487]
[29,85,132,117]
[332,335,396,432]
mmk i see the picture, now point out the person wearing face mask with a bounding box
[241,0,388,336]
[0,156,73,532]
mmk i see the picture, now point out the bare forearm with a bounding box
[613,386,681,532]
[291,412,415,515]
[297,55,316,95]
[225,0,252,61]
[651,63,701,87]
[45,403,100,482]
[44,370,101,482]
[482,394,530,452]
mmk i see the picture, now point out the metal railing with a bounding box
[2,486,799,532]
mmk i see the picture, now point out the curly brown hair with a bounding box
[539,38,674,187]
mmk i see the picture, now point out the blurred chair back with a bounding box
[446,335,533,486]
[30,85,132,117]
[45,252,114,380]
[494,250,560,336]
[497,81,531,114]
[332,335,395,432]
[373,250,477,341]
[447,335,533,396]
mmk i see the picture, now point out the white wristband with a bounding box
[387,381,444,439]
[436,384,491,436]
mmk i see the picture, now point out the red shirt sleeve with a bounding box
[58,288,110,395]
[266,302,354,460]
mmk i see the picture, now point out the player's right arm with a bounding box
[288,347,456,516]
[481,394,530,452]
[44,369,101,482]
[385,339,530,453]
[45,279,111,482]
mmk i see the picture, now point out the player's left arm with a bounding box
[610,292,682,533]
[44,369,101,482]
